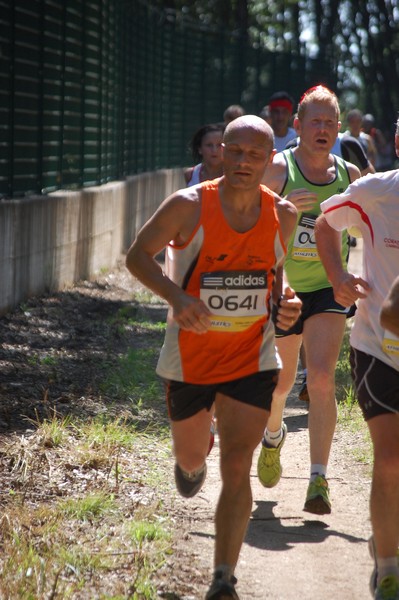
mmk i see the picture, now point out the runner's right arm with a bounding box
[273,192,302,329]
[315,213,369,307]
[126,188,212,334]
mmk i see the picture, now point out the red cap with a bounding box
[269,99,294,113]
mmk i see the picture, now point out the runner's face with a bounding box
[222,128,272,189]
[199,131,223,168]
[296,101,339,154]
[270,106,292,136]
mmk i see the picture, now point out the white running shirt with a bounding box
[320,170,399,371]
[186,163,202,187]
[274,127,296,153]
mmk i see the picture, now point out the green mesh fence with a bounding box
[0,0,332,199]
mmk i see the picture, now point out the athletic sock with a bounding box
[263,427,283,448]
[377,558,399,583]
[310,464,327,482]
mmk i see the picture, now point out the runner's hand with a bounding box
[172,293,212,334]
[285,188,317,212]
[331,272,370,307]
[275,286,302,331]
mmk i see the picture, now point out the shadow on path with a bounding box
[246,500,366,552]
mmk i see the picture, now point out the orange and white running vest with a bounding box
[156,179,286,384]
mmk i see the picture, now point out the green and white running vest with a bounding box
[281,149,351,292]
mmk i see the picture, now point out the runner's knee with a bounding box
[219,448,252,487]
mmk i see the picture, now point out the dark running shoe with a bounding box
[205,572,239,599]
[298,376,309,403]
[174,463,206,498]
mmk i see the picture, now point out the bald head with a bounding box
[221,115,276,190]
[224,115,274,154]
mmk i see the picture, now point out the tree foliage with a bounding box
[150,0,399,133]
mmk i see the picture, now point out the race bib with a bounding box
[292,213,319,261]
[382,331,399,356]
[200,270,268,332]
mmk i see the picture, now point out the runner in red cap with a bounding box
[268,90,296,152]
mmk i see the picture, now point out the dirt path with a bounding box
[167,389,372,600]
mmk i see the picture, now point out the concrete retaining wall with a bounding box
[0,168,185,315]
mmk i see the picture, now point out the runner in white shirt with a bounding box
[315,118,399,600]
[316,170,399,372]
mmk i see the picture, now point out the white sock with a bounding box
[310,464,327,482]
[264,427,283,448]
[377,557,399,583]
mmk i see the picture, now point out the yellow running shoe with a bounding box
[369,536,399,596]
[257,422,287,488]
[303,475,331,515]
[374,575,399,600]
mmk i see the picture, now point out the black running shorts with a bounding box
[350,347,399,421]
[165,370,279,421]
[273,286,356,337]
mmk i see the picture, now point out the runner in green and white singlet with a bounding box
[257,85,361,515]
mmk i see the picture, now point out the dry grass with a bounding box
[0,413,173,599]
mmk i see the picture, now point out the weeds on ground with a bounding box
[0,415,171,599]
[0,291,174,599]
[0,410,172,599]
